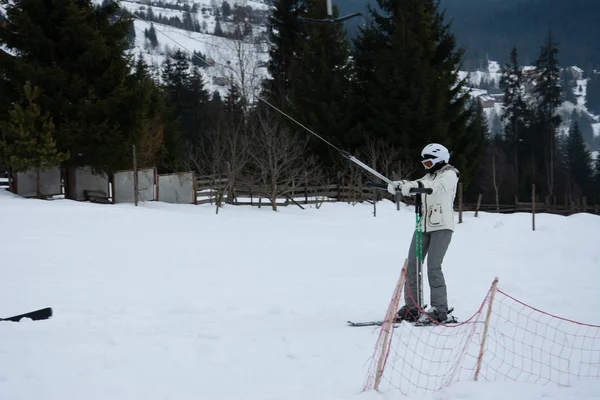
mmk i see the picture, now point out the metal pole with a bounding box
[133,145,138,206]
[415,193,423,309]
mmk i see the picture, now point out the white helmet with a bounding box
[421,143,450,169]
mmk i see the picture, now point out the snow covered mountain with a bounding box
[462,61,600,154]
[113,0,272,98]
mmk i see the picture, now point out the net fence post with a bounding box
[373,259,408,391]
[474,277,499,381]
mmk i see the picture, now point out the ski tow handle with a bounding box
[365,182,433,195]
[340,151,395,186]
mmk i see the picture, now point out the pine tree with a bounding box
[222,1,232,18]
[261,0,307,107]
[565,121,593,199]
[532,30,562,198]
[259,0,353,170]
[1,83,69,196]
[464,101,491,195]
[224,83,245,126]
[0,0,162,179]
[499,46,532,197]
[161,50,211,147]
[586,72,600,114]
[286,0,353,167]
[593,156,600,204]
[214,13,224,36]
[130,56,176,171]
[145,24,159,50]
[350,0,476,183]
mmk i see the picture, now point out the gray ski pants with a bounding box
[404,229,453,312]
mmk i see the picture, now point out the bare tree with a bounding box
[364,136,414,204]
[184,120,250,211]
[208,24,266,115]
[248,111,321,211]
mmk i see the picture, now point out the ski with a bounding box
[348,307,458,327]
[413,316,459,327]
[347,320,399,327]
[0,307,53,322]
[347,319,459,328]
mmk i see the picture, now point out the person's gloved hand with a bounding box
[387,181,404,195]
[400,181,419,196]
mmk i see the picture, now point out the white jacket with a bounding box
[414,164,460,233]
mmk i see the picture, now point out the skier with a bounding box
[386,143,460,323]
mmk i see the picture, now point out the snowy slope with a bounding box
[0,190,599,400]
[116,0,271,97]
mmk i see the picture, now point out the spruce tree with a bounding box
[161,50,211,147]
[260,0,353,170]
[261,0,307,107]
[0,0,161,177]
[532,30,562,197]
[593,156,600,204]
[286,0,353,167]
[1,83,69,195]
[349,0,476,183]
[224,83,245,126]
[586,72,600,115]
[129,56,177,171]
[566,121,593,198]
[464,101,491,195]
[145,24,159,50]
[499,46,532,197]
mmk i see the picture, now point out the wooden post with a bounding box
[532,184,535,231]
[358,174,364,204]
[474,278,499,382]
[458,182,463,223]
[304,171,308,204]
[583,197,587,213]
[475,193,483,217]
[337,172,341,202]
[373,187,377,217]
[132,145,138,207]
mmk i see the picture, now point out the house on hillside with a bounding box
[570,66,584,80]
[478,94,496,108]
[475,92,504,109]
[212,76,232,87]
[523,66,537,77]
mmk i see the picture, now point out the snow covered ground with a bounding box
[0,190,599,400]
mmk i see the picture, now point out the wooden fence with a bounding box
[196,177,600,216]
[2,172,597,217]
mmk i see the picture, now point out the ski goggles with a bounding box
[421,159,435,169]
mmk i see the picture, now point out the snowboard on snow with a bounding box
[0,307,53,322]
[348,307,458,327]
